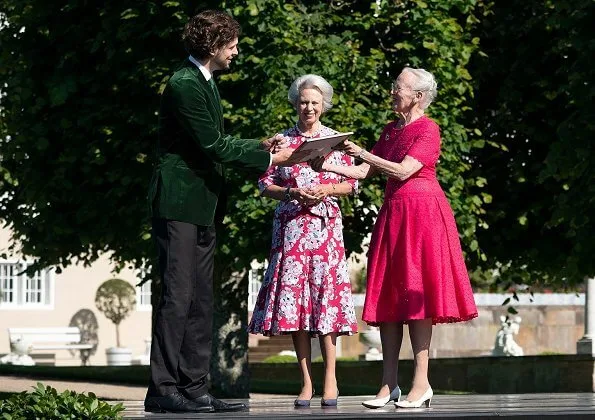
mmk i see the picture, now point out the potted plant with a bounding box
[95,278,136,366]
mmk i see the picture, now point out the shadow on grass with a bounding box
[0,391,15,401]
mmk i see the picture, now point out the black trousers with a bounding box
[147,218,216,399]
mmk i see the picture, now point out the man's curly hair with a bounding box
[182,10,241,59]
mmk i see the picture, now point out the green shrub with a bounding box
[0,392,13,401]
[261,354,359,363]
[261,354,297,363]
[539,351,564,356]
[0,383,124,419]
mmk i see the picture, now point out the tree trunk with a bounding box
[209,258,249,398]
[149,254,248,397]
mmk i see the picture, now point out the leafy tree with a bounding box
[212,0,491,392]
[1,0,490,395]
[219,0,492,283]
[0,1,193,270]
[470,0,594,288]
[95,278,136,348]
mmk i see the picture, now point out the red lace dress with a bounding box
[248,125,359,336]
[362,116,478,325]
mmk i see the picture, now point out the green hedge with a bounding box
[0,365,149,386]
[261,355,297,363]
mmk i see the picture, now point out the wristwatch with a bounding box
[284,186,292,201]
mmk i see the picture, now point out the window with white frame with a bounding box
[136,279,152,311]
[0,261,54,308]
[135,265,153,311]
[247,260,267,309]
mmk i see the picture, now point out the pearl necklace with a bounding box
[296,122,322,138]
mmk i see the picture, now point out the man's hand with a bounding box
[262,134,289,153]
[271,148,309,167]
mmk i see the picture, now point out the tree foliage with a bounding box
[218,0,491,275]
[0,1,192,271]
[2,0,496,395]
[0,0,489,280]
[209,2,491,392]
[470,0,594,287]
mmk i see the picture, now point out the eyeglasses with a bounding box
[390,85,426,95]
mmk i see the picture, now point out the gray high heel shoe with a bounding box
[321,390,339,407]
[294,390,315,408]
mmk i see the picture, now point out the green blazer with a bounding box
[148,59,270,226]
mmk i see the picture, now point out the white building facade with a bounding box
[0,226,152,366]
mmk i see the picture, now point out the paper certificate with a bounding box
[293,132,354,162]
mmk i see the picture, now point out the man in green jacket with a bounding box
[145,10,302,414]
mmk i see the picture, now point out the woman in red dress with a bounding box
[311,67,477,409]
[248,74,358,407]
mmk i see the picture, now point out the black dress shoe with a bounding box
[145,391,214,413]
[190,393,248,412]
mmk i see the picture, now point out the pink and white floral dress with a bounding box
[248,125,359,336]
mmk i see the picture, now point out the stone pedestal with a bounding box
[577,277,595,356]
[577,337,594,355]
[132,338,151,366]
[0,353,35,366]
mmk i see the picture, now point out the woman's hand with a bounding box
[335,140,364,157]
[292,188,319,206]
[307,185,332,201]
[308,156,328,172]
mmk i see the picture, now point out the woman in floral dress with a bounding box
[248,74,358,407]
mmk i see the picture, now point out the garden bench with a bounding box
[1,327,93,365]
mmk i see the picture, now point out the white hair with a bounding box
[287,74,334,112]
[401,67,438,110]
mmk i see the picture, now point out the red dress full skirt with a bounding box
[362,116,478,325]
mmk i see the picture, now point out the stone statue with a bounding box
[492,315,524,356]
[359,327,383,360]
